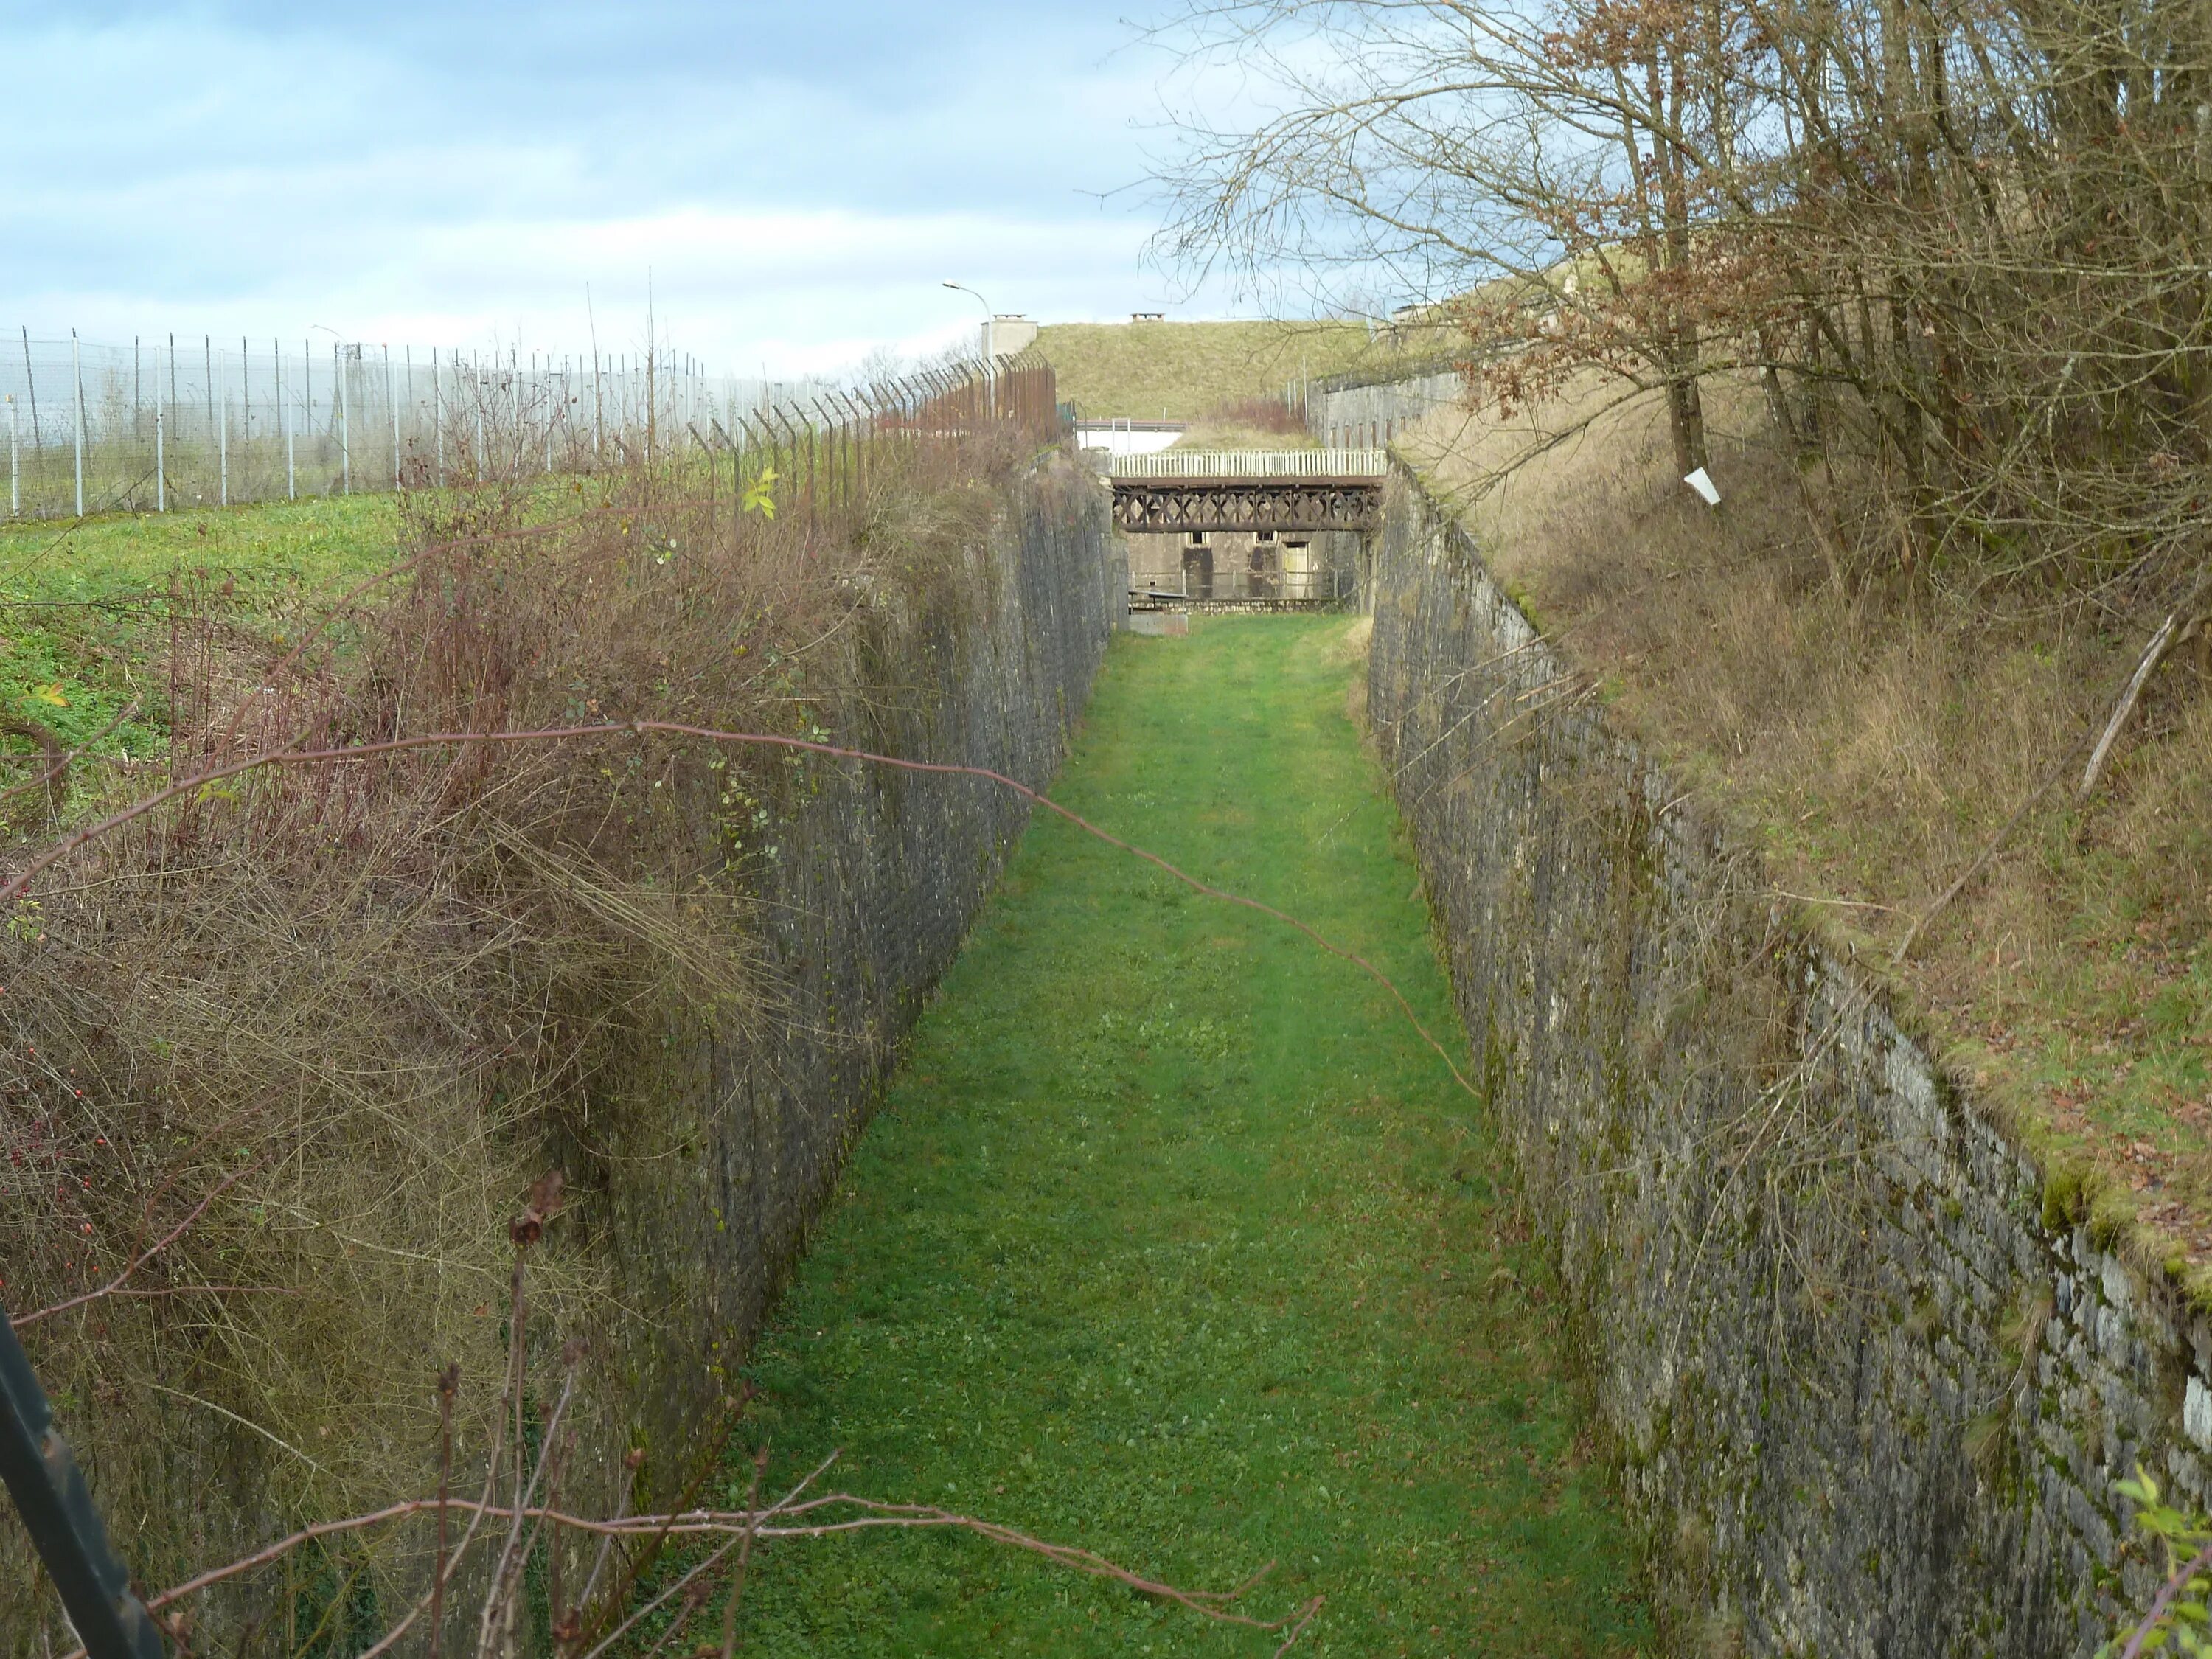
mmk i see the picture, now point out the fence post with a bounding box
[71,330,84,517]
[154,401,164,512]
[20,327,41,459]
[336,342,349,495]
[812,398,839,507]
[0,1308,167,1659]
[386,346,397,489]
[7,395,15,517]
[278,339,292,501]
[218,347,229,507]
[432,347,444,487]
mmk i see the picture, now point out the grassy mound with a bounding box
[1034,319,1439,421]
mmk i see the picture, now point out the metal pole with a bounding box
[218,346,229,507]
[7,396,16,517]
[154,400,164,512]
[20,327,40,456]
[386,345,398,488]
[812,398,839,506]
[0,1305,167,1659]
[71,330,84,518]
[433,347,444,487]
[279,338,293,500]
[336,343,349,495]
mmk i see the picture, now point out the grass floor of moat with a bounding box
[720,616,1651,1655]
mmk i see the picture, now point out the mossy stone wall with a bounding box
[1368,465,2212,1656]
[562,455,1123,1491]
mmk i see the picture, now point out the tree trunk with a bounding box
[1667,360,1710,476]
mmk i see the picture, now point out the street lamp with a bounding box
[942,281,992,361]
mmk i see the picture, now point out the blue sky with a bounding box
[0,1,1251,374]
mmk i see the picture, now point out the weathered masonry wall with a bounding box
[1368,465,2212,1657]
[580,453,1124,1472]
[1308,360,1464,449]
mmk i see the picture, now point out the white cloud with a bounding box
[0,3,1290,375]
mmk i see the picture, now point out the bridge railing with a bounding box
[1106,448,1387,479]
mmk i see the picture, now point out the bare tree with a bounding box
[1152,0,2212,597]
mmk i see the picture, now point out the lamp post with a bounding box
[942,281,992,361]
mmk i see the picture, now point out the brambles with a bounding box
[39,1195,1321,1658]
[0,364,1069,1647]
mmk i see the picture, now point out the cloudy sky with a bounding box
[0,1,1255,375]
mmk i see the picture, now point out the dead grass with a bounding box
[0,422,1040,1646]
[1170,394,1321,453]
[1402,372,2212,1281]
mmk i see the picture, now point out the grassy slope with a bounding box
[1404,383,2212,1283]
[1034,320,1440,421]
[724,619,1649,1655]
[0,496,404,766]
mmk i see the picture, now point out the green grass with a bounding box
[0,495,405,768]
[720,618,1650,1655]
[1036,321,1450,421]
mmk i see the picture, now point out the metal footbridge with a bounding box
[1105,448,1388,535]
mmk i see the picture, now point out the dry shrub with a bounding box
[0,419,1037,1646]
[1403,372,2212,1248]
[1171,394,1319,453]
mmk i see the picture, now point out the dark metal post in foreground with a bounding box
[0,1309,165,1658]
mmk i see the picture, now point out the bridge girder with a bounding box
[1110,479,1381,535]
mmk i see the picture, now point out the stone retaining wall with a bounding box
[1309,362,1465,448]
[587,453,1124,1475]
[1368,463,2210,1656]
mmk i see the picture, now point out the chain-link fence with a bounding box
[1,330,846,521]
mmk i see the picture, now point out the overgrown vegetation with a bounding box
[718,618,1650,1654]
[1158,0,2212,589]
[1403,377,2212,1277]
[1170,394,1324,452]
[0,386,1057,1646]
